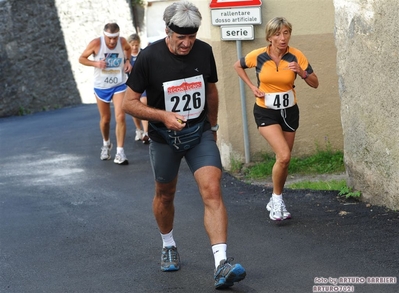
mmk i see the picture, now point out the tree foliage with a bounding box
[130,0,145,7]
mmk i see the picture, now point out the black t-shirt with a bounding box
[126,38,218,142]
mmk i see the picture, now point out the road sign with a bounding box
[210,0,262,9]
[211,7,261,26]
[220,25,254,40]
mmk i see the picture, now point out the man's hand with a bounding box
[124,61,132,73]
[162,112,187,131]
[94,59,107,69]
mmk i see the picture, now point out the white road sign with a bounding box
[211,7,261,26]
[220,25,254,40]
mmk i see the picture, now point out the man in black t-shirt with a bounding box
[123,1,246,289]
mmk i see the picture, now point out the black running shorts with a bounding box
[253,103,299,132]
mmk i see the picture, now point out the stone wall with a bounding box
[0,0,134,117]
[334,0,399,209]
[0,0,80,117]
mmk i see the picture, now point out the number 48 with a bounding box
[273,93,290,108]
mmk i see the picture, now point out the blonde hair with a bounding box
[265,17,292,42]
[127,33,141,43]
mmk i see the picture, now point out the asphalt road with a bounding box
[1,104,398,293]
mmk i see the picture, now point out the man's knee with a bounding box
[100,116,111,125]
[199,179,222,202]
[155,180,177,199]
[115,112,126,124]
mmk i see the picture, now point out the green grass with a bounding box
[288,179,361,198]
[287,179,347,191]
[338,185,362,199]
[243,149,345,179]
[240,147,361,196]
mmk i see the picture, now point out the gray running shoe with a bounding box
[266,197,291,220]
[214,258,246,289]
[100,143,112,160]
[113,152,128,165]
[161,246,180,272]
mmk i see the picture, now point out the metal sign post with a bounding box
[236,40,251,164]
[210,1,262,163]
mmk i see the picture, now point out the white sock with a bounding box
[212,243,227,268]
[116,147,124,154]
[103,139,110,147]
[161,230,176,248]
[272,193,283,202]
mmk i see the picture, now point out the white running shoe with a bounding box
[135,129,143,141]
[114,152,129,165]
[100,143,112,160]
[266,197,291,221]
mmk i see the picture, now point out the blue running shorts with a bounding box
[94,84,127,103]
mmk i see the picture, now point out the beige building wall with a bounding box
[201,0,341,168]
[146,0,342,169]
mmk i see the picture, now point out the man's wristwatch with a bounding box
[211,124,219,132]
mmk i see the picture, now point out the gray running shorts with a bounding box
[149,130,222,183]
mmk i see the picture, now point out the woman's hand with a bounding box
[288,62,319,88]
[250,84,264,98]
[288,61,304,77]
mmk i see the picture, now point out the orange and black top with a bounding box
[239,46,313,109]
